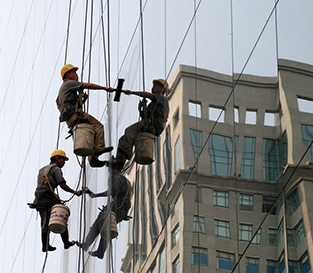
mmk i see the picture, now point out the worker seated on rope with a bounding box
[77,167,131,259]
[114,79,169,170]
[56,64,114,168]
[32,150,82,252]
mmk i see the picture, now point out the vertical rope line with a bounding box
[164,0,167,77]
[106,0,110,86]
[132,168,139,273]
[56,0,72,149]
[86,0,94,113]
[139,0,145,91]
[283,189,290,273]
[81,0,89,82]
[100,0,108,85]
[230,0,240,271]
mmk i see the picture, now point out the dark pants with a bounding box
[36,196,70,250]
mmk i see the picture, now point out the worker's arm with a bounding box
[80,83,113,92]
[88,190,108,198]
[122,90,154,100]
[59,182,82,196]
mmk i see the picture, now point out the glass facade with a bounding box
[191,247,208,266]
[300,253,310,273]
[287,188,300,215]
[174,136,180,173]
[267,260,277,273]
[295,220,305,245]
[171,224,180,248]
[209,134,233,176]
[215,219,230,238]
[148,165,159,242]
[241,137,256,179]
[163,127,172,189]
[262,196,278,215]
[301,124,313,160]
[190,129,202,166]
[216,251,235,270]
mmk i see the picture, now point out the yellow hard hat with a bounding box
[61,64,78,79]
[153,79,169,92]
[50,150,69,161]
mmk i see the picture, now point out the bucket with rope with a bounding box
[99,211,118,239]
[48,204,70,234]
[73,123,95,156]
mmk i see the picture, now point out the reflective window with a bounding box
[289,261,299,273]
[279,254,285,273]
[246,257,259,273]
[214,191,229,207]
[268,228,278,246]
[159,245,165,273]
[195,186,202,203]
[263,139,279,181]
[281,131,288,167]
[241,137,256,178]
[264,112,279,127]
[190,129,202,166]
[209,134,233,176]
[150,262,157,273]
[299,252,311,273]
[174,136,180,173]
[209,106,225,123]
[192,247,208,266]
[234,107,239,123]
[278,221,284,244]
[172,256,180,273]
[301,124,313,160]
[240,194,253,211]
[163,127,172,189]
[148,165,158,241]
[239,224,252,241]
[215,219,230,238]
[287,188,300,215]
[252,228,261,245]
[262,196,277,215]
[171,224,180,248]
[298,97,313,114]
[245,110,257,125]
[193,216,206,234]
[189,101,201,118]
[267,260,277,273]
[216,251,235,270]
[287,228,295,247]
[295,220,305,245]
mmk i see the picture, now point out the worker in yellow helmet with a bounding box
[113,79,169,170]
[56,64,113,168]
[33,150,82,252]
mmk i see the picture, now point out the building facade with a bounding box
[121,59,313,273]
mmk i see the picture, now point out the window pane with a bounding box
[190,129,202,165]
[209,106,225,123]
[268,228,278,246]
[298,97,313,114]
[209,134,233,176]
[267,260,277,273]
[263,139,279,181]
[262,196,277,215]
[246,110,257,125]
[171,225,180,247]
[241,137,256,179]
[214,191,229,207]
[239,224,252,241]
[252,228,261,245]
[215,220,230,238]
[264,112,279,127]
[172,256,180,273]
[246,257,259,273]
[301,124,313,160]
[189,101,201,118]
[295,220,305,245]
[287,188,300,215]
[216,251,235,270]
[193,216,206,233]
[192,247,208,266]
[240,194,253,211]
[234,107,239,123]
[174,136,180,172]
[300,253,310,273]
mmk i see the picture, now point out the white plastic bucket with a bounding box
[73,124,95,156]
[49,204,70,234]
[134,132,155,164]
[99,211,118,239]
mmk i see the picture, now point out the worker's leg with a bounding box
[61,228,75,249]
[116,120,145,168]
[89,239,107,259]
[82,212,102,251]
[39,209,56,252]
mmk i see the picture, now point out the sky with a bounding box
[0,0,312,272]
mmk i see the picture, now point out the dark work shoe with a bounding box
[75,241,88,251]
[42,245,57,252]
[89,158,106,168]
[64,241,75,249]
[89,250,104,259]
[96,146,114,156]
